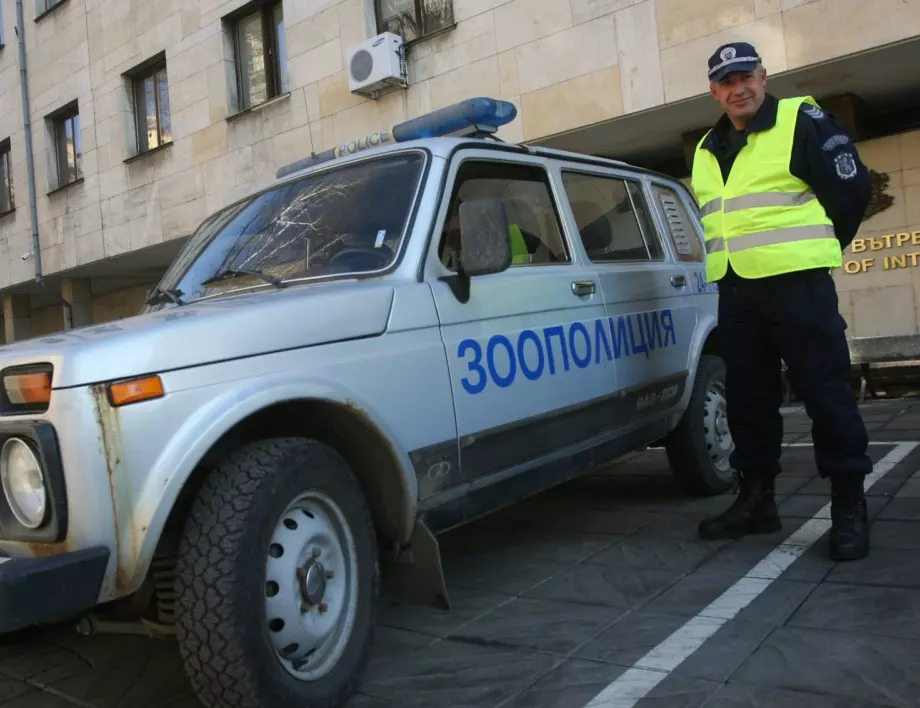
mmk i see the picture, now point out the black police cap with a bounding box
[707,42,762,82]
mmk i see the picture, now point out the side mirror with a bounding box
[458,198,512,277]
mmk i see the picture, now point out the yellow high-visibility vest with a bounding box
[691,96,842,282]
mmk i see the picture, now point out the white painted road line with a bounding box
[784,441,908,447]
[581,441,920,708]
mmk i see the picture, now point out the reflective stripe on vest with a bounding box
[699,189,817,218]
[705,224,835,254]
[691,96,842,282]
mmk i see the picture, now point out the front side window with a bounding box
[0,140,13,215]
[151,151,425,306]
[561,171,663,263]
[438,160,571,271]
[376,0,454,43]
[53,105,82,187]
[232,0,287,111]
[133,62,172,154]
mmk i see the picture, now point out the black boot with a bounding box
[698,470,782,541]
[829,475,869,561]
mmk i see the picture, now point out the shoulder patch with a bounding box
[803,105,825,120]
[835,152,858,180]
[822,134,850,151]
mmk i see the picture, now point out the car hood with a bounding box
[0,281,396,389]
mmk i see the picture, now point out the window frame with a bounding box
[436,155,574,272]
[131,60,172,156]
[0,139,13,216]
[50,102,82,190]
[35,0,66,21]
[375,0,455,44]
[559,167,666,265]
[229,0,287,113]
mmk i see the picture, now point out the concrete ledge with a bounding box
[848,335,920,365]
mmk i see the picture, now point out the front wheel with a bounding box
[665,354,735,496]
[175,437,378,708]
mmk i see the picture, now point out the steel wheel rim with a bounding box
[703,380,734,479]
[264,490,358,681]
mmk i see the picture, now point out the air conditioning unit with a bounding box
[347,32,408,99]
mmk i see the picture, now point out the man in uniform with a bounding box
[690,42,873,560]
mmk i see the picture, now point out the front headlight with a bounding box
[0,437,47,529]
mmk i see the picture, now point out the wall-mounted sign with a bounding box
[842,229,920,273]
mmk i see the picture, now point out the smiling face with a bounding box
[710,65,767,129]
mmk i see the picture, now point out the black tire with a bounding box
[174,437,379,708]
[665,354,735,496]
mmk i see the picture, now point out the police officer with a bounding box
[690,42,873,561]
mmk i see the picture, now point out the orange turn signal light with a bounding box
[108,375,165,407]
[4,372,52,405]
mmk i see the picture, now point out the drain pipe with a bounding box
[15,0,73,330]
[14,0,42,283]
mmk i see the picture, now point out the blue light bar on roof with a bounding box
[393,97,517,141]
[276,97,518,178]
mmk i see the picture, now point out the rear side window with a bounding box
[438,160,571,271]
[561,171,663,263]
[653,185,704,263]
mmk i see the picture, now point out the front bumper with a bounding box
[0,546,109,633]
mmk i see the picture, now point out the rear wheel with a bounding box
[175,437,378,708]
[665,354,735,496]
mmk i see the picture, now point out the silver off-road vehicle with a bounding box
[0,98,730,708]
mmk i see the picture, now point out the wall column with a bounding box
[3,295,32,343]
[61,278,93,329]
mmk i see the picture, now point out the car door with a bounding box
[554,164,696,426]
[425,151,616,487]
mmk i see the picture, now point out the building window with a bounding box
[229,0,287,112]
[133,62,172,154]
[36,0,65,18]
[376,0,455,43]
[52,104,82,188]
[0,139,13,215]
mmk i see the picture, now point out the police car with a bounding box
[0,98,729,708]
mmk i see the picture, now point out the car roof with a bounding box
[269,135,680,191]
[201,135,691,233]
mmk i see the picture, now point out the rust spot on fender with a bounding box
[24,540,70,557]
[342,398,402,455]
[90,384,130,590]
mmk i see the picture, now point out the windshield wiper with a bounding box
[146,287,185,306]
[200,268,287,289]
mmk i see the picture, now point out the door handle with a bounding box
[571,280,596,296]
[670,274,687,288]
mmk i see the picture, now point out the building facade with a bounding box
[0,0,918,341]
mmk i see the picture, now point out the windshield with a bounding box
[149,150,426,306]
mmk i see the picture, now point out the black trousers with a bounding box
[718,268,872,480]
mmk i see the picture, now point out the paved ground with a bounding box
[3,401,920,708]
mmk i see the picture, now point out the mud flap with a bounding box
[387,521,450,610]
